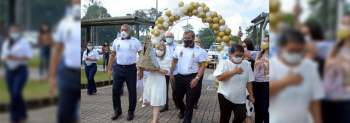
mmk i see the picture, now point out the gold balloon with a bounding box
[165,10,171,17]
[163,27,168,31]
[203,7,210,12]
[200,3,206,8]
[215,79,219,85]
[217,45,223,51]
[155,21,159,26]
[199,12,206,18]
[178,2,184,7]
[215,63,219,68]
[169,16,175,22]
[154,30,160,36]
[209,23,213,27]
[219,31,225,37]
[192,9,198,15]
[188,12,193,17]
[219,19,225,25]
[213,17,219,23]
[151,29,155,34]
[168,21,173,26]
[270,0,280,13]
[214,30,219,35]
[211,11,217,18]
[157,23,163,30]
[193,2,200,9]
[224,28,231,35]
[216,37,222,42]
[183,10,189,15]
[187,5,194,12]
[202,17,207,22]
[228,34,233,40]
[218,15,222,19]
[269,13,277,26]
[158,17,164,23]
[222,36,229,42]
[189,2,194,5]
[216,85,218,90]
[206,17,213,23]
[213,23,219,30]
[175,15,180,20]
[276,11,284,21]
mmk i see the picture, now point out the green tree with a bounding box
[128,8,163,35]
[182,24,194,31]
[197,27,216,49]
[232,35,238,43]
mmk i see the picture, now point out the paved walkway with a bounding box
[0,106,57,123]
[81,85,230,123]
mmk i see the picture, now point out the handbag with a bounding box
[136,40,160,71]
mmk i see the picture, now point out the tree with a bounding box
[182,24,194,31]
[197,27,216,49]
[232,35,238,43]
[128,8,163,35]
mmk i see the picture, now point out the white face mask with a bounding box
[244,48,247,50]
[72,4,81,19]
[105,43,108,45]
[282,52,303,64]
[232,56,243,63]
[304,35,311,42]
[121,31,128,38]
[155,50,164,56]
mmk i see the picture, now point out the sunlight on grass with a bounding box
[81,71,112,84]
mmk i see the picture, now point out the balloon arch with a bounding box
[150,1,234,55]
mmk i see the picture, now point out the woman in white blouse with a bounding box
[1,25,32,123]
[83,42,99,95]
[213,44,255,123]
[143,43,171,123]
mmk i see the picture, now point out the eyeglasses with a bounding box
[166,36,173,38]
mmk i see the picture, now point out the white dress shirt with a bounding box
[82,49,99,66]
[165,42,179,76]
[173,44,206,75]
[111,37,142,65]
[1,38,33,70]
[55,16,81,69]
[213,59,255,104]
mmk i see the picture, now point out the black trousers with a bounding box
[322,100,350,123]
[253,82,269,123]
[218,93,246,123]
[112,64,137,115]
[175,73,199,123]
[194,75,204,104]
[165,75,177,107]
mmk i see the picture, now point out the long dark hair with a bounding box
[329,12,350,58]
[257,35,269,59]
[303,21,324,41]
[103,41,109,47]
[243,40,254,51]
[39,22,51,34]
[86,42,93,55]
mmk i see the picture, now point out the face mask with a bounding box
[166,38,173,44]
[244,48,247,50]
[121,31,129,39]
[304,35,311,42]
[43,26,48,31]
[72,4,81,19]
[195,42,201,46]
[10,33,21,40]
[105,43,108,45]
[232,56,243,63]
[336,25,350,40]
[184,39,194,48]
[155,49,164,56]
[283,52,303,64]
[261,42,269,49]
[88,46,93,50]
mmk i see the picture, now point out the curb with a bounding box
[0,96,58,113]
[81,80,113,89]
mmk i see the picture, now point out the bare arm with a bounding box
[170,58,178,75]
[217,70,237,81]
[310,101,322,123]
[269,79,291,97]
[107,51,116,71]
[196,62,206,78]
[246,82,253,97]
[48,43,64,79]
[293,1,302,30]
[158,69,168,75]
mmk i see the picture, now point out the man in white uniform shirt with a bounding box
[160,32,179,112]
[193,38,210,109]
[170,30,206,122]
[107,24,142,121]
[48,0,81,122]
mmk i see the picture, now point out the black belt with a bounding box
[178,73,197,77]
[117,63,135,68]
[66,67,80,74]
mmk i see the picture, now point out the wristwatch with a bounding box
[195,77,200,80]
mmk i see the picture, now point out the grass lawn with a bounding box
[27,55,40,68]
[81,71,112,84]
[0,80,57,103]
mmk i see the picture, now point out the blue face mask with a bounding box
[10,33,21,40]
[166,38,173,44]
[88,46,93,50]
[184,39,194,48]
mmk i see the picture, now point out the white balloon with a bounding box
[221,42,226,47]
[218,54,223,60]
[163,16,169,22]
[171,9,177,16]
[224,24,228,29]
[183,4,188,9]
[154,26,159,31]
[197,7,203,13]
[163,22,169,27]
[151,35,156,39]
[223,46,229,52]
[177,11,182,17]
[220,51,225,56]
[151,38,159,44]
[159,29,165,34]
[219,26,225,32]
[206,11,212,17]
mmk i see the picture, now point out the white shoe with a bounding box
[142,103,147,108]
[139,98,143,102]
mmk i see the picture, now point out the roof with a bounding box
[81,16,155,28]
[251,12,269,25]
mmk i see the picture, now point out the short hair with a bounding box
[303,21,324,40]
[230,44,245,54]
[166,32,174,37]
[279,28,305,47]
[121,24,130,29]
[156,43,167,61]
[183,30,195,39]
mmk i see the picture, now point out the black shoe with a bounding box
[178,112,184,119]
[175,104,180,109]
[126,113,134,121]
[111,112,122,120]
[159,106,168,112]
[194,104,198,109]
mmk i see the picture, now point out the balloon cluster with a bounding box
[150,2,234,48]
[269,0,283,32]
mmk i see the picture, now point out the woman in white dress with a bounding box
[143,43,171,123]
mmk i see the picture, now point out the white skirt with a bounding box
[144,71,167,106]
